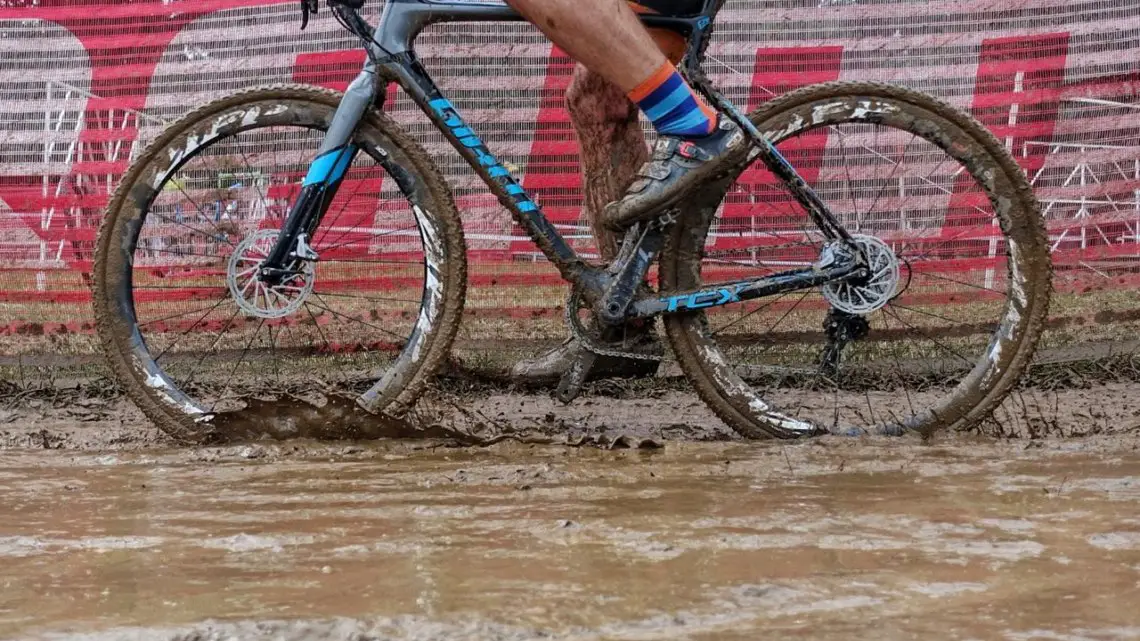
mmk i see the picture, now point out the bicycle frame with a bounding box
[262,0,864,325]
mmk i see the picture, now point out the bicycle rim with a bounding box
[663,82,1050,438]
[95,87,464,441]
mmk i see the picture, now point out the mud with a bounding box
[2,379,1139,450]
[2,432,1140,641]
[3,381,1140,639]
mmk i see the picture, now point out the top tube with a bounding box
[372,0,707,55]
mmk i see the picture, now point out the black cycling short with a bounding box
[630,0,705,17]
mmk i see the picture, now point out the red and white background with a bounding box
[0,0,1138,349]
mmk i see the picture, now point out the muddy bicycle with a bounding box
[93,0,1051,442]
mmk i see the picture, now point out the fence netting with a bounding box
[1,0,1138,370]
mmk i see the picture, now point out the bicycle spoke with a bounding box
[208,318,267,414]
[180,308,243,390]
[888,301,969,328]
[146,210,236,248]
[835,131,862,230]
[169,173,236,245]
[267,322,281,386]
[153,295,232,363]
[139,301,232,328]
[237,144,272,219]
[137,246,228,260]
[916,270,1005,295]
[134,285,228,291]
[876,310,916,417]
[308,293,410,344]
[711,290,793,336]
[865,132,917,221]
[900,226,991,264]
[738,290,812,364]
[883,304,974,368]
[315,223,421,256]
[314,166,376,250]
[319,257,426,266]
[313,290,421,306]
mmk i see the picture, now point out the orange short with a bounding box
[627,0,703,62]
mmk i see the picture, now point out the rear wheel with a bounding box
[93,85,466,442]
[662,81,1051,438]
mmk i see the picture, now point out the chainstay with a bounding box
[570,233,828,363]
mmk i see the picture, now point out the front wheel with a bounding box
[662,81,1052,439]
[93,84,467,442]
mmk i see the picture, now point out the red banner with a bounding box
[0,0,1138,337]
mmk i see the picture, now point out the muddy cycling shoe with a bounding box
[604,116,749,230]
[510,331,663,387]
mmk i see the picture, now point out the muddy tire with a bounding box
[661,81,1052,439]
[94,85,466,442]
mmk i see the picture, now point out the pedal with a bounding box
[554,349,598,405]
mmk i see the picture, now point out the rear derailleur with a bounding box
[820,308,870,378]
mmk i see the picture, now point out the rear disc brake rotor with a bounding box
[822,234,900,315]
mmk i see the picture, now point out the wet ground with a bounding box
[3,423,1140,640]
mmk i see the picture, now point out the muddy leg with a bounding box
[566,25,686,260]
[509,35,685,384]
[566,64,648,261]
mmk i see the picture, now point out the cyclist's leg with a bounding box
[568,26,687,262]
[505,0,747,230]
[510,25,685,385]
[566,66,639,262]
[507,0,668,94]
[506,0,714,136]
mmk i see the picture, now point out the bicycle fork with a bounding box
[257,67,382,282]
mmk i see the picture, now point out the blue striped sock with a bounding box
[628,62,717,138]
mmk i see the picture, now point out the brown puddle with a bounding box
[1,437,1139,640]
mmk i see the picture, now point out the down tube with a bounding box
[389,56,584,274]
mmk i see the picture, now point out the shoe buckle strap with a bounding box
[637,161,672,181]
[678,140,702,160]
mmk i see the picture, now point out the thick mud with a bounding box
[2,380,1140,450]
[3,382,1140,640]
[2,435,1140,640]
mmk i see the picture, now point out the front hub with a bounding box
[227,229,316,319]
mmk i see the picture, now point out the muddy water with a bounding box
[2,437,1140,640]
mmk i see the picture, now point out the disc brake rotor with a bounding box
[822,234,900,315]
[227,229,315,319]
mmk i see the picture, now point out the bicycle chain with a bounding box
[565,288,662,363]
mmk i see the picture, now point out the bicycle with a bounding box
[93,0,1052,442]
